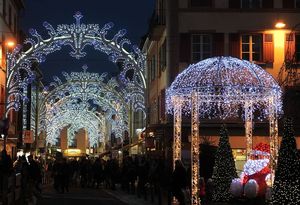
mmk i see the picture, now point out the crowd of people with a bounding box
[46,154,169,196]
[1,150,211,205]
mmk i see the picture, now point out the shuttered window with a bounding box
[159,40,167,72]
[191,34,212,62]
[149,55,157,81]
[212,33,225,56]
[285,33,295,61]
[263,34,274,63]
[229,33,240,58]
[180,33,191,63]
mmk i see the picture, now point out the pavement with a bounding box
[38,183,159,205]
[38,184,126,205]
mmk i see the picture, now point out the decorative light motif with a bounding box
[30,67,130,146]
[242,159,270,176]
[191,92,200,205]
[166,56,282,119]
[45,101,105,147]
[172,95,182,169]
[167,57,282,204]
[245,101,253,159]
[269,96,279,186]
[6,12,146,117]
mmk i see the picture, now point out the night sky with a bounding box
[21,0,155,83]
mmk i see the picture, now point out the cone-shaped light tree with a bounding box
[212,125,238,202]
[270,118,300,204]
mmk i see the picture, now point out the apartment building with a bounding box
[0,0,24,156]
[142,0,300,167]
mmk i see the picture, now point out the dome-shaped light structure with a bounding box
[166,56,282,119]
[166,56,282,205]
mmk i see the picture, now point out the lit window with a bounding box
[192,34,212,62]
[241,34,262,62]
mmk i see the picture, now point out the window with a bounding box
[159,40,166,72]
[192,34,212,62]
[296,34,300,62]
[296,0,300,8]
[150,55,156,81]
[157,0,165,24]
[69,139,77,148]
[8,5,11,27]
[241,34,262,62]
[14,14,17,33]
[3,0,6,18]
[191,0,212,7]
[241,0,262,8]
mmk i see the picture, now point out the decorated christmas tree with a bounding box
[270,118,300,204]
[212,125,238,202]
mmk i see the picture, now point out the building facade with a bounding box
[142,0,300,168]
[0,0,24,156]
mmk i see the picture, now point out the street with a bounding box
[38,185,127,205]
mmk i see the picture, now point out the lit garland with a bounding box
[167,57,282,204]
[172,95,182,170]
[191,92,200,205]
[245,101,253,159]
[166,56,282,119]
[6,12,146,118]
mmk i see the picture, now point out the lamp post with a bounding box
[1,39,16,151]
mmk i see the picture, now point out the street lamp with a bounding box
[275,21,286,29]
[5,39,16,48]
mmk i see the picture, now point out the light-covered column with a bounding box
[269,96,279,186]
[191,92,200,205]
[172,95,182,170]
[244,101,253,159]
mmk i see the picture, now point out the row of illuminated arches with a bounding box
[30,67,130,147]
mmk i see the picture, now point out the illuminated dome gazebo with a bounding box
[166,56,282,205]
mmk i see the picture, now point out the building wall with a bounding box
[61,127,88,155]
[0,0,23,117]
[0,0,23,158]
[143,0,300,151]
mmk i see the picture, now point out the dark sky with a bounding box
[21,0,155,83]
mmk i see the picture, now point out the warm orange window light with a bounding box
[275,21,286,29]
[5,40,16,48]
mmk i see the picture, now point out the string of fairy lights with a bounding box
[29,67,130,147]
[167,56,282,205]
[6,12,146,119]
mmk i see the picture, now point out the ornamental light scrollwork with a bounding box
[31,67,129,146]
[7,12,145,117]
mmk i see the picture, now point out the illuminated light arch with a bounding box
[45,101,105,146]
[6,12,145,117]
[166,56,282,205]
[30,67,129,146]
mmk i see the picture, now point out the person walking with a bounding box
[171,160,188,205]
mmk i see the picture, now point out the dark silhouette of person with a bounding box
[171,160,188,205]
